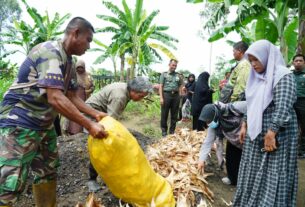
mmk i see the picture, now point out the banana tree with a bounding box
[96,0,178,79]
[298,0,305,54]
[1,0,70,55]
[187,0,299,63]
[91,39,121,81]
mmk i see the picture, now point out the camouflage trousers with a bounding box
[0,127,59,205]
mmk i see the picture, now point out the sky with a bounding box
[11,0,239,76]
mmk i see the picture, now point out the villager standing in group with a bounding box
[191,71,213,131]
[233,40,298,207]
[67,59,95,135]
[292,54,305,158]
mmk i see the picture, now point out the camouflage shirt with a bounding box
[159,71,183,92]
[0,40,78,130]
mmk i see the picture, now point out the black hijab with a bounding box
[191,72,212,116]
[185,74,195,101]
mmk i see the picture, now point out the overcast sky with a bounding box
[12,0,239,76]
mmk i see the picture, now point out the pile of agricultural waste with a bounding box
[147,128,215,207]
[17,128,227,207]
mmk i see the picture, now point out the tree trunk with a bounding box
[280,35,288,64]
[126,68,130,82]
[119,54,125,82]
[130,37,139,79]
[297,0,305,54]
[111,57,118,81]
[130,49,137,79]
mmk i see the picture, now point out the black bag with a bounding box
[219,84,233,103]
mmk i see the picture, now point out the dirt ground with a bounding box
[15,113,305,207]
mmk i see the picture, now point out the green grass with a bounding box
[142,124,161,138]
[125,95,161,119]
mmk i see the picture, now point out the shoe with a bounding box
[87,180,101,192]
[169,130,175,135]
[221,177,232,185]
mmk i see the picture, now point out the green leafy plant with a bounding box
[95,0,178,79]
[1,0,71,55]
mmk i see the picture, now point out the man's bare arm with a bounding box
[66,90,107,121]
[47,88,107,138]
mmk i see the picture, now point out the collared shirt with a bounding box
[85,82,130,119]
[228,59,251,102]
[0,40,78,130]
[293,68,305,98]
[159,71,184,92]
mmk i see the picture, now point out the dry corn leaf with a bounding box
[75,193,104,207]
[146,128,214,206]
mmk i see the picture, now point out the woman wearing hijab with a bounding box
[180,74,196,121]
[233,40,298,206]
[197,101,246,185]
[67,59,95,135]
[191,72,213,131]
[185,74,196,102]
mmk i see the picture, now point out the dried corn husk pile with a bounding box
[75,193,133,207]
[75,193,105,207]
[146,128,214,207]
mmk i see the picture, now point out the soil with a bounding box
[15,114,305,207]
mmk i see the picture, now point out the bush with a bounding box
[0,60,17,102]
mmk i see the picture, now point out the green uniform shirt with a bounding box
[159,71,183,92]
[293,68,305,98]
[85,82,130,119]
[228,59,251,102]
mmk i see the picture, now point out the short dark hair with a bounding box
[233,41,249,53]
[169,59,178,64]
[65,17,95,34]
[293,54,305,61]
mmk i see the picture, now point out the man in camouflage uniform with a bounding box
[0,17,107,207]
[159,59,184,137]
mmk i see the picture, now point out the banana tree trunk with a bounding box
[297,0,305,54]
[280,35,288,64]
[130,48,138,79]
[111,57,118,81]
[120,54,125,82]
[130,36,140,79]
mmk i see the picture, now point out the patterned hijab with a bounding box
[245,40,290,140]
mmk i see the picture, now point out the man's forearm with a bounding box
[47,89,93,130]
[67,90,100,120]
[159,85,164,99]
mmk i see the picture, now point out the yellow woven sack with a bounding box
[88,116,175,207]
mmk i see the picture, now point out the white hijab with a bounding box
[245,40,290,140]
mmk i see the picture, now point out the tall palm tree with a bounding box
[95,0,178,79]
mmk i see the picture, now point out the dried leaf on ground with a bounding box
[146,128,214,206]
[75,193,105,207]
